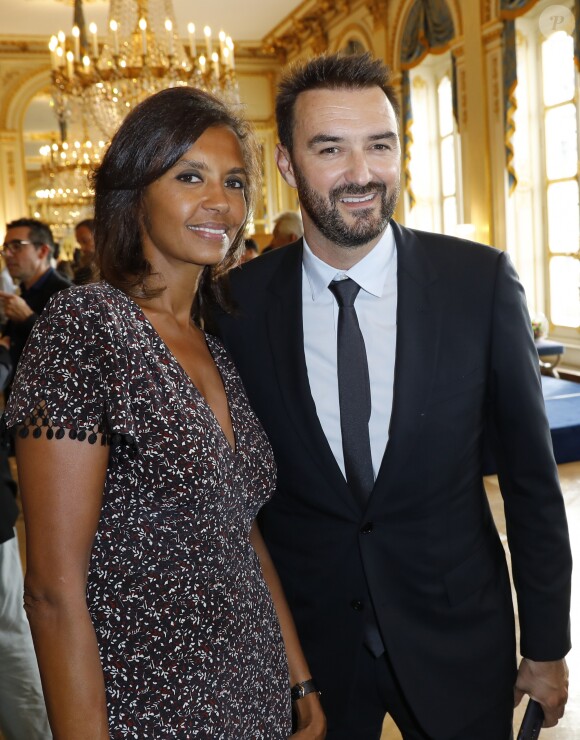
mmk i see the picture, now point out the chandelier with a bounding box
[32,134,103,238]
[48,0,239,140]
[37,137,106,205]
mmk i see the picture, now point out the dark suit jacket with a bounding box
[5,267,71,376]
[213,222,572,737]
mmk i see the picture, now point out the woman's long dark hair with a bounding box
[92,86,260,314]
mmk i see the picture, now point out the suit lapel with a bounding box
[265,242,360,515]
[369,223,441,509]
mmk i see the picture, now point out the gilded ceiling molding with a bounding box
[1,66,51,131]
[365,0,388,29]
[262,0,352,63]
[23,129,57,143]
[332,22,374,53]
[0,40,48,55]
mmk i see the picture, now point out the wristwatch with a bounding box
[290,678,320,702]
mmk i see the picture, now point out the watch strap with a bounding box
[290,678,320,702]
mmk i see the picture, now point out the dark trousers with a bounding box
[325,644,514,740]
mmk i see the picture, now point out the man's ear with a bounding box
[37,243,52,262]
[275,144,297,189]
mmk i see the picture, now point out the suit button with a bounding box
[350,600,364,611]
[360,522,373,534]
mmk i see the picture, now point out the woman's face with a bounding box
[140,125,247,276]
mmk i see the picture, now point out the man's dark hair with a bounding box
[92,85,260,314]
[244,238,259,254]
[75,218,95,233]
[6,218,55,258]
[276,51,400,154]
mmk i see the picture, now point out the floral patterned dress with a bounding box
[5,282,291,739]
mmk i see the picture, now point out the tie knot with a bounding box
[329,277,361,308]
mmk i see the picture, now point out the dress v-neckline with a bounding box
[109,284,237,455]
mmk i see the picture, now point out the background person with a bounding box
[242,236,260,263]
[74,218,95,258]
[0,336,51,740]
[6,86,324,739]
[0,219,70,386]
[73,218,98,285]
[213,52,571,739]
[262,210,304,253]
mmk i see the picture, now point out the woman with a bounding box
[6,87,325,739]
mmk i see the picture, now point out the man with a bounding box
[1,218,71,376]
[262,210,304,253]
[0,338,51,738]
[73,218,98,285]
[241,237,260,263]
[74,218,96,258]
[214,53,571,738]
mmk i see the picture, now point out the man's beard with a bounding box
[293,166,400,249]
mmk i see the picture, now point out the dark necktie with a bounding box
[328,278,375,504]
[329,278,384,657]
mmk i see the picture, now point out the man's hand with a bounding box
[514,657,569,727]
[291,692,326,739]
[0,335,10,350]
[0,292,34,323]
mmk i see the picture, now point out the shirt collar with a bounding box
[302,222,396,302]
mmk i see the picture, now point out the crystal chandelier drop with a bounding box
[48,0,239,140]
[37,137,106,206]
[34,92,104,233]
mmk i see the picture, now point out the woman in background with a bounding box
[6,87,324,739]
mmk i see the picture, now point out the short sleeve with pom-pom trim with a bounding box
[4,284,138,448]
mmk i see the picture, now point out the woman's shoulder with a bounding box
[51,280,123,305]
[46,281,131,321]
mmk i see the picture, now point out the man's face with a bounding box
[75,225,95,255]
[2,226,48,285]
[276,87,401,259]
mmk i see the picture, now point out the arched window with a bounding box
[507,0,579,336]
[405,54,461,235]
[398,0,460,234]
[342,38,366,55]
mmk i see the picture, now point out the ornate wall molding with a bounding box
[482,0,501,24]
[1,65,51,131]
[0,39,48,55]
[482,20,505,46]
[364,0,388,29]
[262,0,352,62]
[332,22,374,53]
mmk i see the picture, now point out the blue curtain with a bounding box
[501,0,538,16]
[500,0,540,193]
[451,52,459,130]
[502,20,518,194]
[401,0,455,69]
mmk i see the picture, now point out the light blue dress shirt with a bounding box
[302,225,398,480]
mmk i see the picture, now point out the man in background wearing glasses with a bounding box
[0,217,61,736]
[0,218,71,388]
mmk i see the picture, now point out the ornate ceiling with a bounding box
[0,0,304,44]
